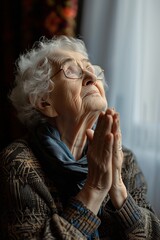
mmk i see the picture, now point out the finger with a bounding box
[90,112,113,158]
[104,112,113,134]
[100,114,114,155]
[86,129,94,142]
[112,114,119,134]
[112,133,123,186]
[93,112,106,139]
[106,107,116,116]
[89,112,106,152]
[113,133,122,155]
[104,133,114,158]
[112,113,122,153]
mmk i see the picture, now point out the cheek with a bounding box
[64,81,81,101]
[66,83,82,110]
[54,81,82,110]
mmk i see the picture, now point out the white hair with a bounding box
[9,35,89,126]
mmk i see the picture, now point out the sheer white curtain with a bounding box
[80,0,160,217]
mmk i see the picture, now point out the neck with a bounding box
[51,113,99,160]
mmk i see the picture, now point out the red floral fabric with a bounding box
[43,0,78,36]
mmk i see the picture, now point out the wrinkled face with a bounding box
[48,50,107,120]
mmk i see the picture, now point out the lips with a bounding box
[82,85,102,99]
[85,90,100,97]
[83,89,100,98]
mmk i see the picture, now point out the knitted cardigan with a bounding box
[0,139,160,239]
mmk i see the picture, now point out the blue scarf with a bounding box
[29,122,88,203]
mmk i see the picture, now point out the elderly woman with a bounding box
[0,36,160,240]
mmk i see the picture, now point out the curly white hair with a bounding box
[9,35,88,126]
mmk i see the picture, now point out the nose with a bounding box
[82,70,97,86]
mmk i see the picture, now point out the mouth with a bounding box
[84,90,100,98]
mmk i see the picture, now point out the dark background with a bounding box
[0,0,83,151]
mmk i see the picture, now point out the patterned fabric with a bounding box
[43,0,78,37]
[0,139,160,239]
[62,198,101,238]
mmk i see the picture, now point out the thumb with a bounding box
[86,129,94,142]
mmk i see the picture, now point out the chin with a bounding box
[82,96,107,113]
[90,99,107,112]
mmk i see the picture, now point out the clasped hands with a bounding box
[76,108,127,214]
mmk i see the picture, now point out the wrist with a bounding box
[109,183,127,209]
[76,184,107,215]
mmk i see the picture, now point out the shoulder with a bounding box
[0,139,60,210]
[122,145,144,176]
[122,145,139,172]
[0,139,35,161]
[122,145,147,191]
[0,139,43,182]
[122,145,136,163]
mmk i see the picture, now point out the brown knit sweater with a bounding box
[0,139,160,239]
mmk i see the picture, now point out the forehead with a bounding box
[51,49,89,64]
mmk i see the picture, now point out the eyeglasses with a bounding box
[51,62,104,80]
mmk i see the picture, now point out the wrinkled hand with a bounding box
[82,108,127,211]
[86,109,114,193]
[107,109,127,208]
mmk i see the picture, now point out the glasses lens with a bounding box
[63,63,82,79]
[93,65,104,80]
[62,62,104,80]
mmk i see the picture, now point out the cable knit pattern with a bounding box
[0,140,160,239]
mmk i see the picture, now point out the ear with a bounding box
[29,95,58,118]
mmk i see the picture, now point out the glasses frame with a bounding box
[51,64,104,80]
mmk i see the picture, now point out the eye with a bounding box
[65,66,74,75]
[64,65,82,78]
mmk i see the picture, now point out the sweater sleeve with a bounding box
[0,141,100,240]
[104,147,160,239]
[62,197,101,236]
